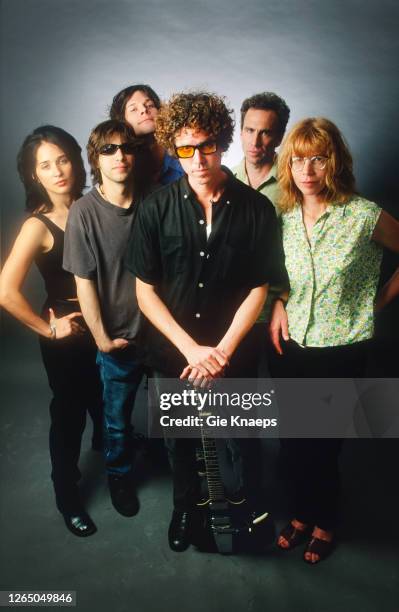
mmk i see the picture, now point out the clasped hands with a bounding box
[180,343,230,388]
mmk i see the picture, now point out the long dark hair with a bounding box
[109,84,161,123]
[17,125,86,213]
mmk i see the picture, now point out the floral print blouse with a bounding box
[281,196,382,347]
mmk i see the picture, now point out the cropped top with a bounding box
[32,213,76,301]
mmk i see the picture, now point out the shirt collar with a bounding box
[293,201,345,219]
[180,166,236,207]
[237,157,278,188]
[162,152,179,172]
[268,161,278,181]
[234,158,248,183]
[160,152,184,184]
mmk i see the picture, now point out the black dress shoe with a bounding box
[63,512,97,537]
[168,510,191,552]
[108,474,139,517]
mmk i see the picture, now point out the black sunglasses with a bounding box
[99,143,137,156]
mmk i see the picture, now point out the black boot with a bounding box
[108,474,139,517]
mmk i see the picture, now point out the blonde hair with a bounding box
[277,117,356,212]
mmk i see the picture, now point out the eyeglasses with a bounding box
[99,143,137,156]
[290,156,329,171]
[175,140,217,159]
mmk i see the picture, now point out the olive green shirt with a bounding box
[232,158,282,321]
[232,158,280,209]
[282,196,382,347]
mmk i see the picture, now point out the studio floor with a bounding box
[1,330,398,612]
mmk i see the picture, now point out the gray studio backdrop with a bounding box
[1,0,399,337]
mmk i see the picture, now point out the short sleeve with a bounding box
[360,198,382,240]
[125,197,162,284]
[250,202,289,289]
[63,206,96,279]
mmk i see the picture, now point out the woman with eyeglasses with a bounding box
[269,117,399,563]
[0,126,103,537]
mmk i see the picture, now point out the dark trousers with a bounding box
[39,301,103,515]
[226,324,265,503]
[154,326,264,512]
[269,339,369,530]
[152,372,199,511]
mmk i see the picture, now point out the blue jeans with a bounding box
[96,346,146,476]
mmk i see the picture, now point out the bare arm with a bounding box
[136,278,228,377]
[75,276,128,352]
[217,284,268,358]
[269,291,290,355]
[372,210,399,253]
[181,284,268,383]
[0,218,83,339]
[372,210,399,310]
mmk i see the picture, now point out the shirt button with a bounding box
[199,219,205,225]
[184,194,188,199]
[198,283,204,288]
[200,251,205,257]
[195,313,201,318]
[226,200,230,205]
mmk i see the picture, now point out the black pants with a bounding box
[39,300,103,515]
[155,326,263,512]
[269,339,369,530]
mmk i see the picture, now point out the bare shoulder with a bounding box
[17,216,53,252]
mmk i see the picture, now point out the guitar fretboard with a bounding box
[201,418,226,503]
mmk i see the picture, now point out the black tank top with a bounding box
[32,213,77,301]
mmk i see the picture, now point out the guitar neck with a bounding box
[201,421,226,504]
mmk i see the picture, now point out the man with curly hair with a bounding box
[126,91,287,552]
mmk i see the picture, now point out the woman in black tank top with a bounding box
[0,126,102,537]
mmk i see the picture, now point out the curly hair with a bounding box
[277,117,356,212]
[240,92,290,137]
[87,119,141,186]
[17,125,86,213]
[155,91,234,156]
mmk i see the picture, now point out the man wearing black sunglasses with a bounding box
[63,120,150,520]
[126,92,287,552]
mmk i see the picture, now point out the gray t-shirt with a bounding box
[63,188,140,341]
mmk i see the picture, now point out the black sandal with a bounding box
[277,521,310,550]
[303,535,335,564]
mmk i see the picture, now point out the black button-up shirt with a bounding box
[126,169,287,375]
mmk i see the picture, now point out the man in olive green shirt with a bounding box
[232,91,290,208]
[232,92,290,323]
